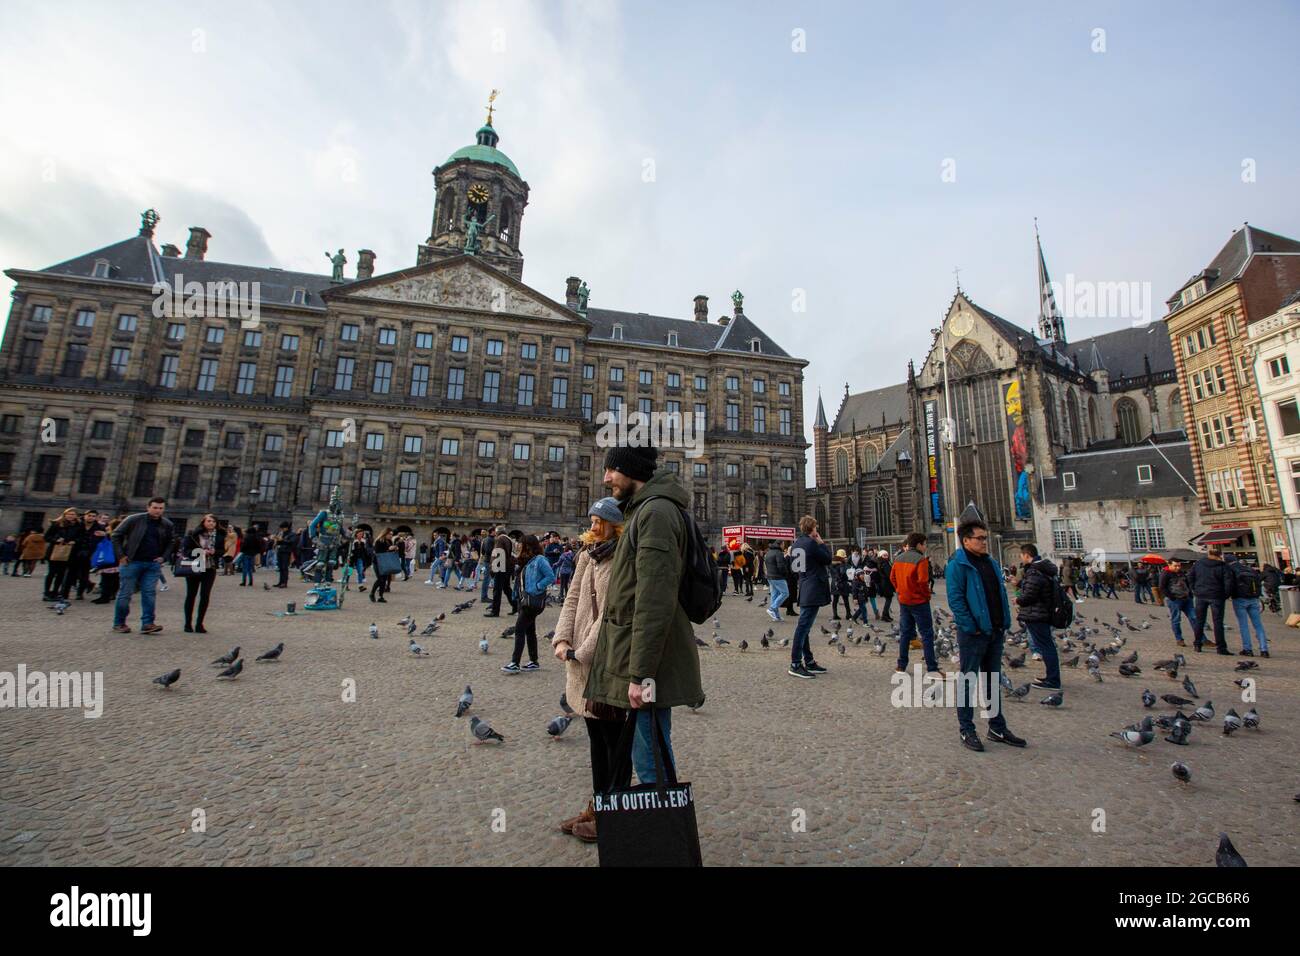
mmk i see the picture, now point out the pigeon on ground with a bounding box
[1141,688,1156,708]
[713,633,730,646]
[1165,725,1190,746]
[455,685,473,718]
[1171,762,1191,784]
[1222,708,1242,736]
[408,639,427,656]
[262,582,270,592]
[546,714,572,738]
[1190,701,1214,722]
[1215,833,1247,867]
[1162,694,1193,707]
[407,620,417,636]
[779,638,790,647]
[216,659,243,680]
[500,625,516,639]
[999,671,1014,691]
[1154,658,1177,671]
[695,637,708,647]
[1243,708,1259,729]
[470,715,504,743]
[1109,728,1154,746]
[1233,678,1251,689]
[1063,655,1080,668]
[1182,675,1198,698]
[1088,668,1104,683]
[436,613,447,622]
[397,615,413,628]
[819,625,831,635]
[478,637,489,654]
[836,643,846,656]
[1122,651,1139,665]
[873,638,886,655]
[153,669,181,689]
[368,623,379,640]
[740,639,749,652]
[1234,660,1258,671]
[760,634,770,649]
[1118,663,1141,677]
[1040,691,1063,707]
[420,621,437,636]
[211,646,240,666]
[1008,683,1031,701]
[1005,652,1026,669]
[255,642,284,662]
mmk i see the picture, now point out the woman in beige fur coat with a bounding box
[551,496,624,843]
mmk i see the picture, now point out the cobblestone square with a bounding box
[2,572,1296,866]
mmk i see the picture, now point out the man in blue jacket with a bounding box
[945,517,1026,752]
[788,515,831,680]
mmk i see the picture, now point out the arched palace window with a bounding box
[835,449,849,485]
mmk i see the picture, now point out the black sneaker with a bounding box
[483,611,500,617]
[960,731,984,752]
[500,662,520,675]
[1261,650,1270,658]
[987,727,1027,748]
[1031,677,1060,690]
[1238,649,1254,657]
[805,661,827,674]
[521,661,540,672]
[787,665,815,679]
[1215,648,1230,656]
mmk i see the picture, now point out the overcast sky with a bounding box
[3,0,1298,484]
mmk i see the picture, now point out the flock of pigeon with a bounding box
[84,574,1284,866]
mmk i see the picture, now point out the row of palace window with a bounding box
[1050,515,1167,552]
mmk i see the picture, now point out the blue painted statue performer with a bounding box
[307,486,345,583]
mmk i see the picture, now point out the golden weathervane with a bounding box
[485,89,500,126]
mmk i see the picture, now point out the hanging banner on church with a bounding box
[923,400,943,522]
[1002,381,1032,521]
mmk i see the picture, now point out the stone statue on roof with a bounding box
[577,281,590,311]
[325,248,346,282]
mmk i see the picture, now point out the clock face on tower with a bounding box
[467,183,490,205]
[948,310,974,338]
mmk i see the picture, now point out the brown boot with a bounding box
[571,818,597,843]
[559,801,595,834]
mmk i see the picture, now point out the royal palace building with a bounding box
[0,110,808,539]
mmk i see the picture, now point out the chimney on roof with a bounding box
[357,249,376,280]
[184,227,211,261]
[566,276,581,310]
[160,244,181,258]
[693,295,708,322]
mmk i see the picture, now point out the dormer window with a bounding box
[1181,280,1208,308]
[92,259,110,278]
[612,324,623,341]
[1137,464,1153,484]
[291,287,306,306]
[1062,472,1076,490]
[750,338,762,353]
[667,332,678,347]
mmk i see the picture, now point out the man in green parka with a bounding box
[585,440,703,784]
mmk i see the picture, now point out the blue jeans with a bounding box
[353,559,366,585]
[791,604,820,668]
[479,564,490,600]
[240,556,255,586]
[1232,597,1268,652]
[1025,621,1061,687]
[115,560,161,627]
[767,578,789,614]
[897,602,939,671]
[1166,597,1195,642]
[955,628,1008,736]
[633,707,675,785]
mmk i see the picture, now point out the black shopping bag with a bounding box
[594,709,702,867]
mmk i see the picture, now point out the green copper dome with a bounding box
[444,124,520,178]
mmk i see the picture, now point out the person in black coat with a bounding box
[181,514,223,632]
[875,550,896,622]
[829,550,851,621]
[1188,548,1233,654]
[1014,544,1061,690]
[788,516,832,679]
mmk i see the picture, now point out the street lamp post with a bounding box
[249,488,261,532]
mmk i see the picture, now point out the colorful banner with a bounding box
[1002,381,1032,520]
[924,400,943,522]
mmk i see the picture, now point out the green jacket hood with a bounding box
[626,469,691,512]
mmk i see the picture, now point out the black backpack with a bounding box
[634,496,723,624]
[1049,575,1075,629]
[1234,564,1262,599]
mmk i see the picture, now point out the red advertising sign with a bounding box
[722,525,796,542]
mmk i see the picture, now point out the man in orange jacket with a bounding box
[891,532,942,675]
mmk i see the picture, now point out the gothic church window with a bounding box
[1115,398,1141,445]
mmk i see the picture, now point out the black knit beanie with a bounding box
[603,443,658,482]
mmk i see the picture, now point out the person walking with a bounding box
[552,497,625,843]
[19,528,45,577]
[1133,563,1152,604]
[781,541,800,618]
[111,498,174,634]
[181,513,222,633]
[273,522,295,588]
[764,539,789,623]
[1159,558,1196,647]
[556,543,576,601]
[946,517,1025,752]
[585,441,703,786]
[1227,557,1269,658]
[485,527,517,617]
[238,524,262,587]
[91,518,123,604]
[403,532,417,581]
[70,509,104,599]
[787,514,832,680]
[1188,546,1233,655]
[43,508,81,601]
[893,532,942,675]
[502,534,555,674]
[370,529,394,603]
[0,534,17,576]
[876,549,896,622]
[347,529,370,592]
[1014,543,1062,691]
[829,549,851,621]
[478,528,493,602]
[716,543,733,594]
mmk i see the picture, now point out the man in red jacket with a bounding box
[892,532,942,675]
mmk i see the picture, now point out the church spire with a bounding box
[814,391,829,430]
[1036,218,1066,344]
